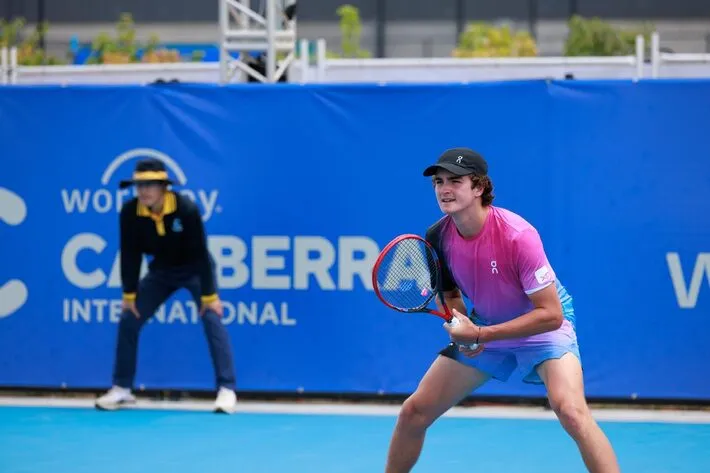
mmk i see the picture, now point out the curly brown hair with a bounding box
[471,174,495,206]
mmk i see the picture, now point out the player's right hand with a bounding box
[122,299,141,319]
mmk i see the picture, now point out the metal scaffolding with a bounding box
[218,0,297,83]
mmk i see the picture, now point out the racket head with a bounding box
[372,234,450,320]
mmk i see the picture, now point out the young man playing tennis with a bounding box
[95,158,238,414]
[384,148,619,472]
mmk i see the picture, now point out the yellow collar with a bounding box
[137,192,177,236]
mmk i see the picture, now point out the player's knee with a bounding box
[399,396,438,431]
[550,397,589,435]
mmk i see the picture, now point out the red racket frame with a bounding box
[371,234,453,323]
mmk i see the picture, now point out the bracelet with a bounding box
[475,327,481,344]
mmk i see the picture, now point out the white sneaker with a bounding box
[95,386,136,411]
[214,387,237,414]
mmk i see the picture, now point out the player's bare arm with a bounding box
[481,284,563,343]
[445,284,563,345]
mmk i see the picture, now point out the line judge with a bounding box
[95,158,238,414]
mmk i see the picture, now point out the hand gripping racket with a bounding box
[372,234,481,351]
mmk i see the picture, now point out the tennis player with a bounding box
[384,148,619,472]
[95,158,238,414]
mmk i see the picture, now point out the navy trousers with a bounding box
[111,266,237,391]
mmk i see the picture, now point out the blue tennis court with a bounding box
[1,401,709,473]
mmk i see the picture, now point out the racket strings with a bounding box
[374,238,439,311]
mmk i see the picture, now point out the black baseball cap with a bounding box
[422,147,488,177]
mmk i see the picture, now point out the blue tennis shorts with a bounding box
[439,341,582,384]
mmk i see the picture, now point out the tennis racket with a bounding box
[372,234,481,351]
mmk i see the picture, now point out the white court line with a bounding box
[1,396,709,424]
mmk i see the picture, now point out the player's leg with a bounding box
[537,352,620,473]
[184,271,238,413]
[385,354,490,473]
[96,270,175,410]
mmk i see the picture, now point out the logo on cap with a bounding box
[456,156,463,164]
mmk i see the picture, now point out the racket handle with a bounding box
[445,317,480,351]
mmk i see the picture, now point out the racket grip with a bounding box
[444,317,480,351]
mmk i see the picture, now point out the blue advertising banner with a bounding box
[0,80,708,400]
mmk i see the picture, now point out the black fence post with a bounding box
[528,0,538,40]
[38,0,46,50]
[376,0,386,58]
[455,0,466,41]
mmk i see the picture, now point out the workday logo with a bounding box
[60,148,221,221]
[0,187,29,318]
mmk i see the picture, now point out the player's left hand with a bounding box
[443,308,482,346]
[200,298,224,317]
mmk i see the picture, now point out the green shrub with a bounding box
[564,15,653,56]
[0,17,64,65]
[453,22,538,58]
[327,5,372,59]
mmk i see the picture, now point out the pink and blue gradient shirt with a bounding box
[426,206,576,349]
